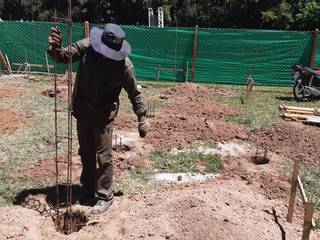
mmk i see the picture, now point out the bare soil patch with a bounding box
[0,83,24,99]
[14,151,153,181]
[163,83,239,98]
[116,83,247,150]
[250,121,320,165]
[0,109,30,132]
[1,177,318,240]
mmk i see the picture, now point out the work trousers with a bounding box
[77,120,114,201]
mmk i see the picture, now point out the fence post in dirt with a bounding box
[302,202,315,240]
[191,25,199,82]
[156,64,161,85]
[185,61,189,82]
[287,159,300,223]
[309,28,318,69]
[84,21,90,38]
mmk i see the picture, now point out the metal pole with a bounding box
[53,6,60,230]
[66,0,73,234]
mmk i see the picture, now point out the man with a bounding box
[48,23,149,214]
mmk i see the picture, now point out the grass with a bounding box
[213,85,320,129]
[0,76,72,204]
[300,163,320,211]
[150,149,224,173]
[114,167,154,194]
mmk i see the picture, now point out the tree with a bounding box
[261,0,293,29]
[294,0,320,30]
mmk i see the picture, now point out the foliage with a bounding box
[295,0,320,30]
[0,0,319,30]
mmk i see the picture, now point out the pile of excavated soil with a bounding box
[116,84,247,150]
[147,84,246,150]
[163,83,239,98]
[250,121,320,165]
[0,109,29,132]
[0,83,24,99]
[0,178,317,240]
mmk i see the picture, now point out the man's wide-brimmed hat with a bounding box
[90,23,131,61]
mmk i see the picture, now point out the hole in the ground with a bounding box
[54,211,88,235]
[252,147,270,165]
[251,156,270,165]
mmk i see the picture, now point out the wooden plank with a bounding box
[302,202,315,240]
[282,112,320,122]
[309,29,318,69]
[287,159,300,223]
[84,21,90,38]
[298,176,308,204]
[282,113,309,120]
[281,104,320,113]
[284,109,320,116]
[191,25,199,82]
[12,63,54,69]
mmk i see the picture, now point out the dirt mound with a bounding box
[0,83,24,99]
[0,109,29,132]
[146,97,246,150]
[250,121,320,165]
[163,83,239,98]
[1,178,315,240]
[41,86,68,101]
[115,85,246,150]
[14,152,153,181]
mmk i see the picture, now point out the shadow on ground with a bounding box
[13,185,124,207]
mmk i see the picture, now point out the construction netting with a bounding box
[0,21,316,85]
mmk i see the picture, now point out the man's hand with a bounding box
[49,27,62,48]
[138,116,149,138]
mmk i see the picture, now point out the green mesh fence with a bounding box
[0,21,316,86]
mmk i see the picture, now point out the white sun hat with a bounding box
[90,23,131,61]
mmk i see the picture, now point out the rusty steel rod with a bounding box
[53,0,74,234]
[53,5,61,230]
[66,0,73,234]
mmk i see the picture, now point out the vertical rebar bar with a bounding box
[53,6,60,230]
[66,0,73,234]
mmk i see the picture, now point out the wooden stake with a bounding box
[298,176,308,204]
[191,25,199,82]
[302,202,315,240]
[84,21,90,38]
[185,61,189,82]
[309,29,318,69]
[287,159,300,223]
[156,64,161,85]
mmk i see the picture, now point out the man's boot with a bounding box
[91,198,114,214]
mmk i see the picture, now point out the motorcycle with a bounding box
[291,64,320,101]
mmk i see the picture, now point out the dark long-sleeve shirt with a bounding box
[48,39,146,123]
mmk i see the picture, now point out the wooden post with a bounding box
[309,29,318,69]
[185,61,189,82]
[84,21,90,38]
[45,52,51,79]
[287,159,300,223]
[302,202,315,240]
[191,25,199,82]
[156,64,161,85]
